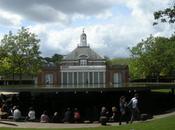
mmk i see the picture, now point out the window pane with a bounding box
[63,72,67,85]
[84,72,88,84]
[99,72,103,84]
[78,72,83,84]
[94,72,98,84]
[74,72,77,84]
[89,72,93,84]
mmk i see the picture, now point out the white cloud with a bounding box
[0,9,22,26]
[0,0,174,58]
[96,10,113,19]
[28,23,147,58]
[0,0,116,24]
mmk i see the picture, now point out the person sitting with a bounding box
[40,111,49,123]
[13,106,22,121]
[26,107,36,121]
[0,103,8,119]
[73,108,80,123]
[109,106,117,122]
[99,106,109,125]
[51,112,60,123]
[63,108,72,123]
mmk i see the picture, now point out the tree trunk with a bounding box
[19,63,22,85]
[12,66,15,85]
[19,69,22,84]
[156,73,160,82]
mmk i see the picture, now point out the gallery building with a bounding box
[37,30,128,86]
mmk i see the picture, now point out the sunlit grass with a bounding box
[0,115,174,130]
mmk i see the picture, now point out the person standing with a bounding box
[128,93,140,123]
[119,96,129,125]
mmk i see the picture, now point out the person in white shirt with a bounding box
[13,106,21,121]
[27,107,35,121]
[129,93,140,123]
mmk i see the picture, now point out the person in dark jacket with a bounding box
[63,108,72,123]
[119,96,129,125]
[52,112,60,123]
[99,106,109,125]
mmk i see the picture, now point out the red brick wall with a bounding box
[37,67,60,86]
[106,65,129,85]
[37,65,129,86]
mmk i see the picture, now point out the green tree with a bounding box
[43,53,63,65]
[0,31,16,80]
[154,3,175,25]
[129,35,175,80]
[51,54,63,64]
[0,27,41,83]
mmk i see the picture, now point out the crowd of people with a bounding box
[99,93,140,125]
[0,93,140,125]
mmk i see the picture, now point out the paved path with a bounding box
[0,110,174,129]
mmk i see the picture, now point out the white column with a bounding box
[103,72,106,84]
[72,72,74,84]
[82,72,84,84]
[98,72,100,84]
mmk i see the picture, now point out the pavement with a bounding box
[0,109,174,129]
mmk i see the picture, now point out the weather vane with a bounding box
[82,28,85,33]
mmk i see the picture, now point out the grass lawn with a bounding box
[151,89,171,93]
[0,115,174,130]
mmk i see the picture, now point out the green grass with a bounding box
[151,89,171,93]
[0,115,175,130]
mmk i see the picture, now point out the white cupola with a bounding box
[80,29,87,46]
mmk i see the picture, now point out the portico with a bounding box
[60,65,106,84]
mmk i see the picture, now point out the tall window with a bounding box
[45,74,53,85]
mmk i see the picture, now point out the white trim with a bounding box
[61,65,106,70]
[72,72,74,84]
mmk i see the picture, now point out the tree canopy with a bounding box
[43,53,63,65]
[129,35,175,80]
[154,3,175,25]
[0,27,41,82]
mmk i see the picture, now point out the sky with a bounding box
[0,0,174,58]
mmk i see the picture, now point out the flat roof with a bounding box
[0,83,174,93]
